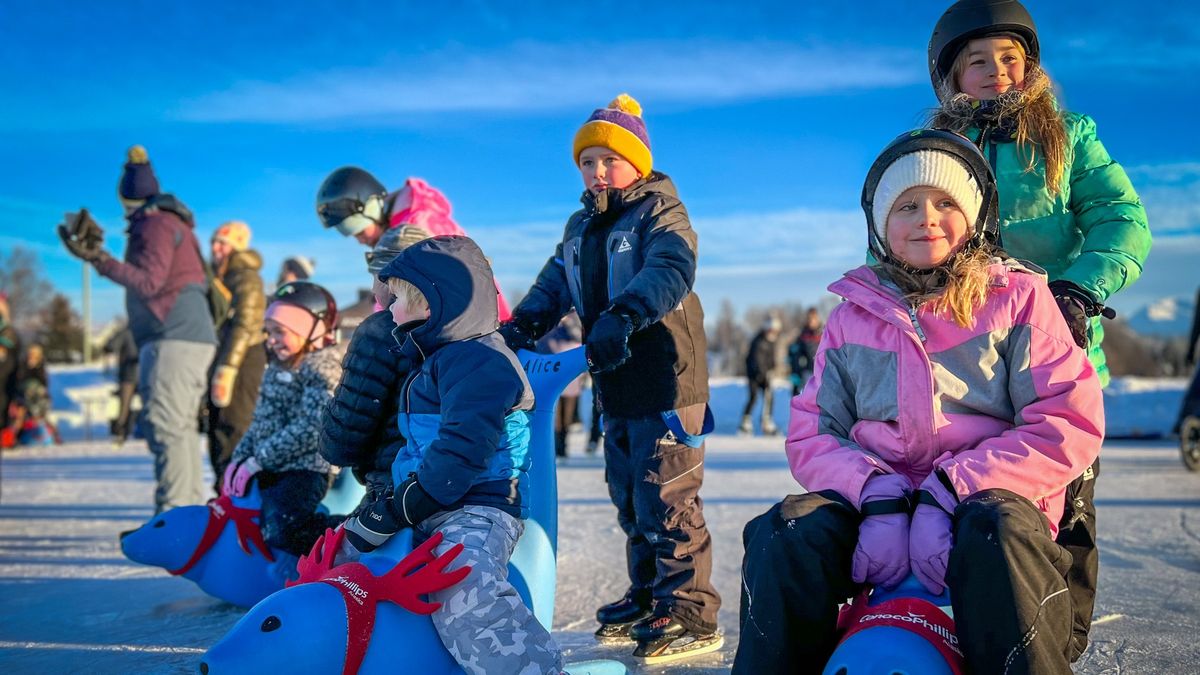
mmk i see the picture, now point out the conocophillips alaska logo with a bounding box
[331,575,370,605]
[858,610,962,654]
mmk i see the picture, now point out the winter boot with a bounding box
[738,415,753,435]
[594,588,653,644]
[629,608,724,664]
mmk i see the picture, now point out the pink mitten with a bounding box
[851,473,912,590]
[226,457,262,497]
[909,474,959,595]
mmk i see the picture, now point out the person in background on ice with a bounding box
[320,225,428,513]
[340,235,563,674]
[315,167,513,320]
[103,325,139,447]
[275,255,315,290]
[58,145,217,512]
[499,94,722,663]
[536,312,585,459]
[8,344,61,445]
[0,293,21,449]
[787,308,823,397]
[222,281,343,582]
[740,315,781,436]
[925,0,1151,657]
[206,221,267,494]
[735,130,1103,675]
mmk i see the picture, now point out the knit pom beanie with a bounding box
[118,145,160,200]
[870,150,983,247]
[212,220,252,251]
[572,94,652,176]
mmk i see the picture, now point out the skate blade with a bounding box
[594,624,638,645]
[634,633,724,664]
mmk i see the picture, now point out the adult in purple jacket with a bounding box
[60,145,216,512]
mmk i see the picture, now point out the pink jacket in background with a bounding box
[786,262,1103,536]
[386,178,512,321]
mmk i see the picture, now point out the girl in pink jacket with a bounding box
[733,130,1103,675]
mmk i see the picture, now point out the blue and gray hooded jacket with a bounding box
[378,235,535,519]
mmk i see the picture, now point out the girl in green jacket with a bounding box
[927,0,1151,388]
[926,0,1152,664]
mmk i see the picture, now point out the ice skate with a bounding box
[738,414,753,435]
[594,589,652,644]
[630,611,723,664]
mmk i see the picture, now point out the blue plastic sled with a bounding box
[823,573,963,675]
[119,469,365,608]
[202,347,627,674]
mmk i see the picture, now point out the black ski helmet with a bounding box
[862,129,999,266]
[315,166,388,231]
[271,281,339,346]
[928,0,1039,94]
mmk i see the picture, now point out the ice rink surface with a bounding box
[0,433,1197,674]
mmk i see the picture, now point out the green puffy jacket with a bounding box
[969,112,1151,386]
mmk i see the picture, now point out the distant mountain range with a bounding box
[1127,296,1195,338]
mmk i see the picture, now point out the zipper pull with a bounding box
[907,304,927,342]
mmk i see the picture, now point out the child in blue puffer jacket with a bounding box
[341,235,562,675]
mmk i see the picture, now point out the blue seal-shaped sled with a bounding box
[119,467,365,608]
[823,573,964,675]
[201,347,627,674]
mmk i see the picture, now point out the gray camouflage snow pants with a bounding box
[417,506,563,675]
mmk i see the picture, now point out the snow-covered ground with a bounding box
[1,433,1197,674]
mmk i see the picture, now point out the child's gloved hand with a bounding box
[1047,280,1115,349]
[223,457,262,497]
[852,473,912,589]
[209,365,238,408]
[586,310,636,373]
[497,319,538,353]
[342,475,443,554]
[909,474,959,595]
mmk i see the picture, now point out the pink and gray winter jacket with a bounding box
[786,261,1103,535]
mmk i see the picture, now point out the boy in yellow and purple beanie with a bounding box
[501,94,722,664]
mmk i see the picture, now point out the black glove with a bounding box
[497,319,538,353]
[586,309,636,373]
[58,209,108,263]
[1048,280,1116,349]
[351,465,393,504]
[341,475,443,553]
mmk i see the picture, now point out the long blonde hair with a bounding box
[886,245,997,329]
[930,40,1069,196]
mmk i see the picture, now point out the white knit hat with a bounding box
[871,150,982,249]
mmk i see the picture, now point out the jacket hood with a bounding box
[580,171,679,216]
[225,249,263,272]
[131,193,195,228]
[378,235,498,358]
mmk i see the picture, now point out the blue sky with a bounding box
[2,0,1197,327]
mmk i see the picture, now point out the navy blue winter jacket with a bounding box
[510,172,709,417]
[378,236,535,519]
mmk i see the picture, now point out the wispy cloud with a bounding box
[177,40,924,124]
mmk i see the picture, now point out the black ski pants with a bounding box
[1056,458,1100,661]
[258,469,340,557]
[734,489,1074,675]
[207,344,266,492]
[603,404,721,633]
